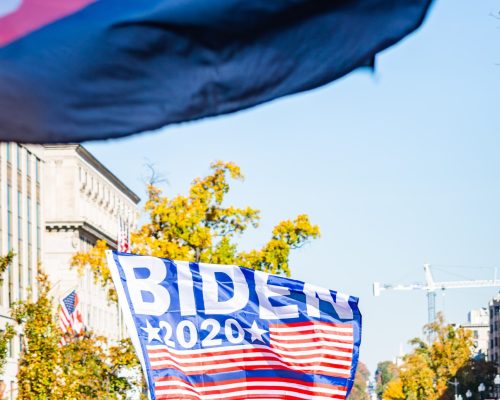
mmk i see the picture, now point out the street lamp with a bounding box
[465,390,472,399]
[495,375,500,400]
[478,383,485,400]
[449,378,460,399]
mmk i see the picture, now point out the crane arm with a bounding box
[373,264,500,324]
[432,279,500,290]
[373,282,426,296]
[373,279,500,296]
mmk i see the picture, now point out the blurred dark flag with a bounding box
[0,0,432,143]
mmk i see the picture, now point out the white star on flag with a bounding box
[245,321,267,343]
[141,320,161,343]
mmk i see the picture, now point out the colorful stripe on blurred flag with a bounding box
[0,0,433,143]
[117,216,130,253]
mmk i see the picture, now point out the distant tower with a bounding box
[461,307,489,360]
[489,295,500,366]
[394,342,405,366]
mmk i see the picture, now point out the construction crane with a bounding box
[373,264,500,323]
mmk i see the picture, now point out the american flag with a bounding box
[117,216,130,253]
[59,290,84,345]
[107,253,362,400]
[148,321,354,399]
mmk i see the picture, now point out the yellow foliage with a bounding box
[71,239,114,300]
[12,270,143,399]
[0,253,15,376]
[399,351,437,400]
[381,313,473,400]
[382,378,405,400]
[13,271,63,399]
[423,314,473,386]
[72,161,320,299]
[67,161,319,396]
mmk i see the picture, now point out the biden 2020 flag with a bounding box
[0,0,432,143]
[106,251,362,400]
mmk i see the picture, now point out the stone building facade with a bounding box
[42,144,140,339]
[489,295,500,365]
[0,143,140,399]
[0,142,43,399]
[461,307,488,360]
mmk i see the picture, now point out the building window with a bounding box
[27,197,31,245]
[8,187,14,307]
[17,192,22,240]
[18,191,23,300]
[0,161,2,251]
[18,255,23,301]
[35,158,40,183]
[26,151,30,177]
[6,143,10,163]
[8,266,13,306]
[6,184,13,305]
[36,202,41,266]
[7,337,12,358]
[495,337,498,347]
[27,197,32,288]
[16,144,21,171]
[7,185,12,250]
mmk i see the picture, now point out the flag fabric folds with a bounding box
[0,0,432,143]
[106,251,362,400]
[59,289,85,345]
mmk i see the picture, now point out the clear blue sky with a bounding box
[86,0,500,372]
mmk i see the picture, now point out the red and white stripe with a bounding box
[154,376,348,400]
[148,321,354,394]
[117,216,130,253]
[59,292,84,346]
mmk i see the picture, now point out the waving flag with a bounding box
[117,216,131,253]
[106,251,362,400]
[0,0,432,143]
[59,289,85,345]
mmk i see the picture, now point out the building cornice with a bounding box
[45,220,118,249]
[43,144,141,204]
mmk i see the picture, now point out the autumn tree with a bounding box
[0,253,16,378]
[348,361,371,400]
[58,336,143,399]
[72,160,320,299]
[382,378,405,400]
[12,270,143,399]
[444,358,496,400]
[382,313,473,400]
[375,361,398,399]
[12,272,65,399]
